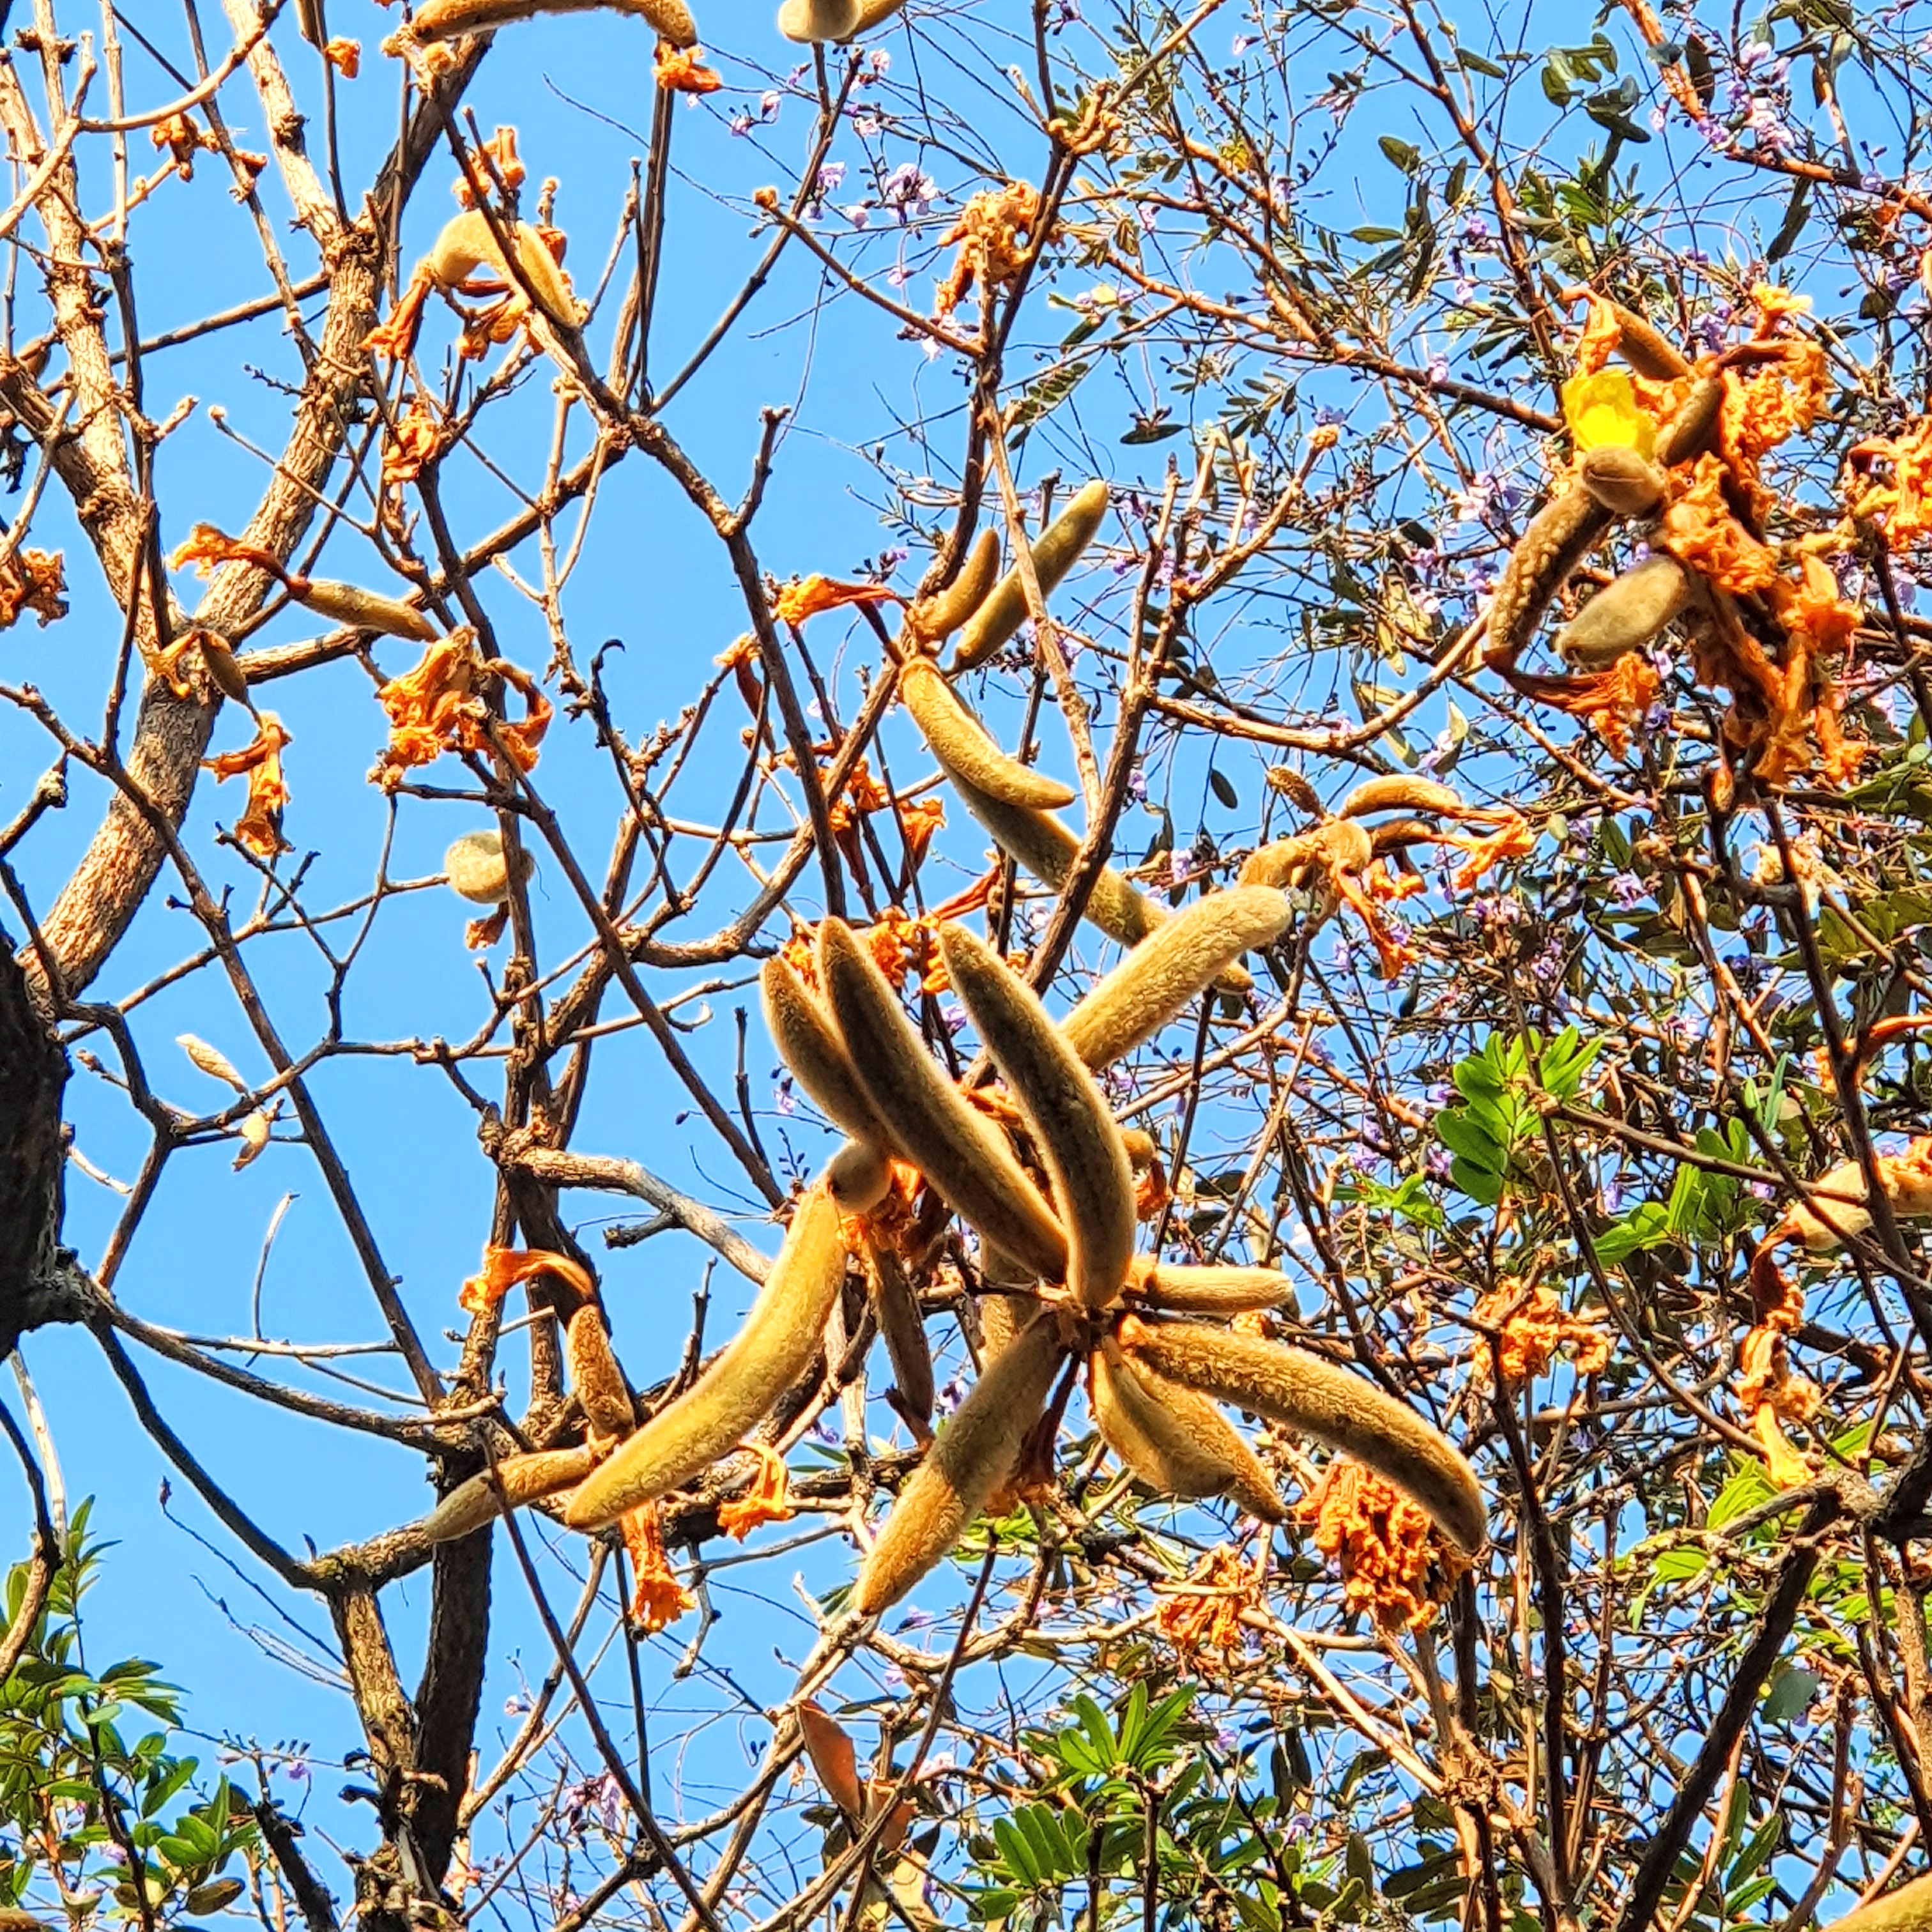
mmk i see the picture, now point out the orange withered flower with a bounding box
[383,401,441,488]
[204,713,293,861]
[933,181,1040,321]
[620,1503,696,1632]
[655,42,722,92]
[0,547,66,629]
[716,1443,797,1539]
[459,1245,595,1316]
[1471,1282,1609,1385]
[371,633,553,789]
[770,575,900,627]
[1155,1544,1259,1664]
[1445,811,1535,894]
[1303,1460,1461,1632]
[324,36,360,77]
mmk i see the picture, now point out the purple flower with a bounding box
[805,160,847,220]
[1425,1145,1454,1183]
[880,162,937,223]
[1608,872,1647,908]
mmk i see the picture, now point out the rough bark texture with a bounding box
[0,935,65,1357]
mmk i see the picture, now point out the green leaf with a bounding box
[1378,136,1420,172]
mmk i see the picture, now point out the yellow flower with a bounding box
[1560,369,1657,458]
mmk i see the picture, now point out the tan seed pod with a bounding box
[445,829,535,905]
[1238,819,1373,892]
[777,0,861,38]
[1119,1318,1485,1552]
[178,1034,249,1093]
[818,920,1068,1285]
[1655,372,1724,468]
[1577,445,1668,519]
[195,631,250,703]
[866,1236,935,1425]
[1119,1127,1158,1168]
[938,923,1135,1310]
[565,1185,848,1529]
[1487,487,1613,663]
[1124,1257,1292,1315]
[233,1110,272,1172]
[907,529,1000,645]
[901,658,1076,810]
[1824,1872,1932,1932]
[1335,774,1468,822]
[825,1137,893,1214]
[952,481,1111,672]
[295,580,438,642]
[1555,556,1691,670]
[761,956,901,1153]
[840,0,908,34]
[566,1305,637,1439]
[852,1317,1063,1613]
[1603,300,1692,380]
[424,1441,606,1543]
[412,0,698,48]
[978,1246,1040,1363]
[1091,1335,1285,1521]
[1059,886,1292,1072]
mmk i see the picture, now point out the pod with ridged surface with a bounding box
[1336,774,1468,822]
[762,956,901,1154]
[1238,820,1373,892]
[1555,556,1691,669]
[905,530,1000,646]
[952,482,1110,671]
[1823,1873,1932,1932]
[424,1441,609,1543]
[901,658,1076,809]
[565,1307,636,1439]
[1124,1259,1294,1315]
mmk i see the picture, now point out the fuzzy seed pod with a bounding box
[295,580,438,642]
[423,210,577,325]
[825,1138,893,1214]
[840,0,909,34]
[566,1306,636,1439]
[852,1317,1063,1613]
[196,632,250,703]
[1238,820,1374,892]
[1119,1319,1485,1552]
[978,1248,1040,1363]
[1124,1259,1293,1315]
[233,1110,272,1171]
[818,921,1068,1284]
[424,1441,606,1543]
[907,530,1000,645]
[1335,774,1468,822]
[411,0,698,49]
[1555,556,1691,669]
[445,830,534,905]
[901,658,1076,809]
[939,924,1135,1310]
[1059,887,1292,1072]
[1823,1873,1932,1932]
[1119,1127,1158,1168]
[1092,1336,1285,1521]
[565,1186,848,1529]
[866,1236,935,1425]
[178,1034,249,1092]
[776,0,861,38]
[1655,372,1724,468]
[1577,445,1668,519]
[761,957,901,1153]
[1604,301,1692,380]
[1486,488,1613,664]
[952,482,1111,671]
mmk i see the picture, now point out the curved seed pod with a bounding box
[762,956,901,1153]
[1487,488,1613,664]
[1059,887,1291,1072]
[1555,556,1691,670]
[1604,301,1692,380]
[866,1236,935,1424]
[901,659,1077,810]
[838,0,908,34]
[1124,1259,1293,1315]
[1368,818,1439,857]
[196,632,249,703]
[952,482,1111,672]
[825,1138,893,1214]
[424,1442,606,1543]
[565,1186,848,1529]
[1336,774,1467,822]
[295,580,438,642]
[445,829,535,905]
[819,920,1068,1284]
[938,924,1135,1310]
[1238,820,1374,891]
[1119,1127,1158,1168]
[566,1307,636,1439]
[413,0,698,48]
[978,1248,1040,1363]
[852,1318,1063,1613]
[1092,1336,1286,1521]
[777,0,861,39]
[1577,445,1668,518]
[1655,372,1724,468]
[1119,1318,1485,1552]
[907,530,1000,645]
[1824,1873,1932,1932]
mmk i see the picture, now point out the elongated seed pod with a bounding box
[853,1318,1063,1612]
[1655,372,1724,468]
[818,921,1068,1284]
[1555,556,1691,669]
[566,1307,637,1439]
[1092,1336,1285,1521]
[978,1248,1040,1363]
[197,632,249,703]
[1059,887,1291,1072]
[762,956,901,1153]
[1336,774,1468,822]
[1577,445,1667,518]
[1119,1127,1157,1168]
[939,924,1135,1310]
[838,0,908,34]
[777,0,861,39]
[445,829,535,904]
[1486,489,1613,664]
[1119,1319,1485,1552]
[825,1138,893,1214]
[1605,301,1692,380]
[1124,1259,1294,1315]
[424,1442,606,1542]
[412,0,698,48]
[908,530,1000,645]
[952,482,1111,671]
[1825,1873,1932,1932]
[866,1237,935,1424]
[901,659,1076,809]
[1238,820,1373,891]
[295,580,438,642]
[565,1186,848,1529]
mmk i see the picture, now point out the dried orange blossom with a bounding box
[203,714,293,861]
